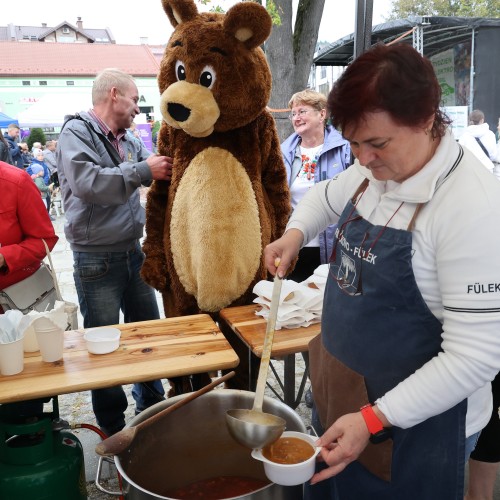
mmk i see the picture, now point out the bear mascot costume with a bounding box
[141,0,291,390]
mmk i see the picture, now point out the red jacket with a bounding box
[0,161,58,289]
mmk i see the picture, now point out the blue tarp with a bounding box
[0,112,18,128]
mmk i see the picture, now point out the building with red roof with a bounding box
[0,20,164,132]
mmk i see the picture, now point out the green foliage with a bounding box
[196,0,282,25]
[26,128,47,149]
[266,0,282,26]
[151,120,161,136]
[388,0,500,20]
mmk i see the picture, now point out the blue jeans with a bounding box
[465,431,480,462]
[73,243,165,435]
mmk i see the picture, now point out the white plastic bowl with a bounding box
[84,327,121,355]
[251,431,321,486]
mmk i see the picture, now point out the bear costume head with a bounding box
[142,0,290,317]
[158,0,272,136]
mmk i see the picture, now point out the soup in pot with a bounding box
[263,436,315,465]
[165,475,270,499]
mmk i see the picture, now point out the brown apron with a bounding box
[309,334,392,481]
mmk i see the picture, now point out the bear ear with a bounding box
[223,2,272,50]
[162,0,199,28]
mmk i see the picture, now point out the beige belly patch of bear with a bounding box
[170,147,262,312]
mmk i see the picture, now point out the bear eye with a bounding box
[175,60,186,81]
[199,65,216,89]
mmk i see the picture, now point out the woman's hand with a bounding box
[311,411,371,484]
[264,229,304,277]
[311,405,391,484]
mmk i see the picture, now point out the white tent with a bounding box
[17,93,93,128]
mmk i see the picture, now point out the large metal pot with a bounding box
[97,389,306,499]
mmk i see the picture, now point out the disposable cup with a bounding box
[23,325,40,353]
[35,325,64,362]
[0,338,24,376]
[34,317,58,330]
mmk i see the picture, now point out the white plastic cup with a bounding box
[23,325,40,353]
[0,338,24,376]
[35,324,64,362]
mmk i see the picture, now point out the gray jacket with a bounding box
[43,148,58,174]
[57,111,152,252]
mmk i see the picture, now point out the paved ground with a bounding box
[47,210,312,499]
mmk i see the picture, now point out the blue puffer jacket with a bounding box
[26,158,50,185]
[281,125,351,263]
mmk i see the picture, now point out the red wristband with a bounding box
[360,404,384,434]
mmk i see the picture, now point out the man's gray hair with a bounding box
[92,68,136,105]
[468,109,485,125]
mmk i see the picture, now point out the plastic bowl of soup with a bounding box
[251,431,321,486]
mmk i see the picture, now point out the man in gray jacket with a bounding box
[57,68,172,436]
[43,141,57,176]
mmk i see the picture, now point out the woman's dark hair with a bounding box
[328,43,451,139]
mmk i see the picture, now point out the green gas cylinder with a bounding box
[0,410,86,499]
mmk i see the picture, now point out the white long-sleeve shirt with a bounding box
[287,130,500,436]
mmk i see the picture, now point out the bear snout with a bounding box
[160,80,220,137]
[168,102,191,123]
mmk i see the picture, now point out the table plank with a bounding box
[220,304,321,357]
[0,315,239,403]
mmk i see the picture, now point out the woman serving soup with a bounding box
[265,43,500,498]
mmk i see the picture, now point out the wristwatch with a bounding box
[360,404,392,444]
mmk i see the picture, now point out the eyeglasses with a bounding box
[288,109,314,121]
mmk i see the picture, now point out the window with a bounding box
[319,83,330,96]
[66,81,75,86]
[62,27,70,34]
[39,81,47,86]
[320,66,327,79]
[22,81,31,86]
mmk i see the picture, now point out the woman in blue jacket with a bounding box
[281,89,351,282]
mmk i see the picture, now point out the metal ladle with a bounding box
[226,272,286,449]
[96,371,235,457]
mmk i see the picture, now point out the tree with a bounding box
[27,128,47,149]
[202,0,326,141]
[388,0,500,20]
[263,0,326,141]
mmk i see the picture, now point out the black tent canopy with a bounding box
[314,15,500,129]
[314,16,500,66]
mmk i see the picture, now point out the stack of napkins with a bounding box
[26,301,68,331]
[0,310,26,343]
[253,265,328,329]
[0,301,71,356]
[302,264,329,293]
